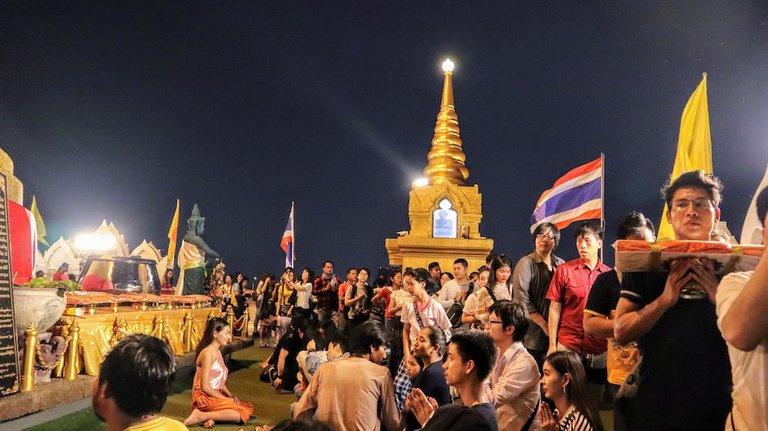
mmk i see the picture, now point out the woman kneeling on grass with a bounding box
[183,317,253,428]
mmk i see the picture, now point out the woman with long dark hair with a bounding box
[257,274,277,348]
[160,268,175,294]
[539,351,603,431]
[404,325,452,430]
[184,317,253,428]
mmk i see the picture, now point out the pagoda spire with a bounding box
[423,58,469,186]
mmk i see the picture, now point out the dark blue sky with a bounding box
[2,1,767,277]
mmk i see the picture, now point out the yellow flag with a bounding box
[166,199,180,268]
[657,74,713,240]
[30,195,49,247]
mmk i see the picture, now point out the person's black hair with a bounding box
[487,255,512,287]
[302,267,315,282]
[241,277,249,284]
[662,169,723,209]
[349,321,387,355]
[533,222,561,248]
[98,334,176,418]
[617,211,656,240]
[404,268,437,293]
[546,351,604,431]
[453,258,468,268]
[428,262,440,271]
[35,270,45,277]
[488,300,529,342]
[468,271,479,279]
[68,274,77,281]
[327,333,349,353]
[485,254,497,264]
[388,267,402,283]
[322,260,334,268]
[449,330,497,381]
[358,267,370,277]
[422,325,447,357]
[441,272,454,281]
[346,267,357,275]
[373,277,387,288]
[757,186,768,227]
[196,317,229,358]
[575,222,604,241]
[319,319,338,349]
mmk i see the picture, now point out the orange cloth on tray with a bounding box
[615,240,765,274]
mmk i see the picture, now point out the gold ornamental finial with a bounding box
[423,58,469,186]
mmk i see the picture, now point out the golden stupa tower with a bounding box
[385,59,493,271]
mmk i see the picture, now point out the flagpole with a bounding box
[600,153,605,263]
[291,201,296,267]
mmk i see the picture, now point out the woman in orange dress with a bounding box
[183,317,253,428]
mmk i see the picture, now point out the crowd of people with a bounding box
[91,170,768,431]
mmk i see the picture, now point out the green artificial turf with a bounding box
[25,345,295,431]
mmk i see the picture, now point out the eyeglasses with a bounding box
[671,198,714,212]
[536,233,554,240]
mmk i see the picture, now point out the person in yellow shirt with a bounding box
[91,334,187,431]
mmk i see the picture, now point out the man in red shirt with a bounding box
[546,222,610,404]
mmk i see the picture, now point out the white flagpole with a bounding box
[291,201,296,267]
[600,153,605,263]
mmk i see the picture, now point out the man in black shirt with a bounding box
[407,330,498,431]
[614,171,732,431]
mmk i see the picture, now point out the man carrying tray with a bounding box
[614,170,732,431]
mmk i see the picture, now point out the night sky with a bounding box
[2,2,767,278]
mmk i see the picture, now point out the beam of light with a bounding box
[413,177,429,187]
[281,68,424,185]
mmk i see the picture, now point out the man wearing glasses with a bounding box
[615,170,732,431]
[486,300,541,431]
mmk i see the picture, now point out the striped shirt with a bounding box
[559,406,594,431]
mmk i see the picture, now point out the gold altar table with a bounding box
[55,306,217,377]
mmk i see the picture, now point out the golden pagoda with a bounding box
[385,59,493,271]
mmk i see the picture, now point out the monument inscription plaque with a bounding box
[0,173,19,395]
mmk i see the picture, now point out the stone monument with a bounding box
[385,59,493,271]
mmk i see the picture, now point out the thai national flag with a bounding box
[530,157,602,232]
[280,203,295,268]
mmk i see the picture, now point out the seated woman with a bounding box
[269,317,316,394]
[183,317,253,428]
[404,325,452,430]
[539,351,604,431]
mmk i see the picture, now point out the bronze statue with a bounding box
[177,204,220,295]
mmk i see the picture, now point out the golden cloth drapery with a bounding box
[57,307,216,376]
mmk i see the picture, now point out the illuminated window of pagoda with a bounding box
[433,199,457,238]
